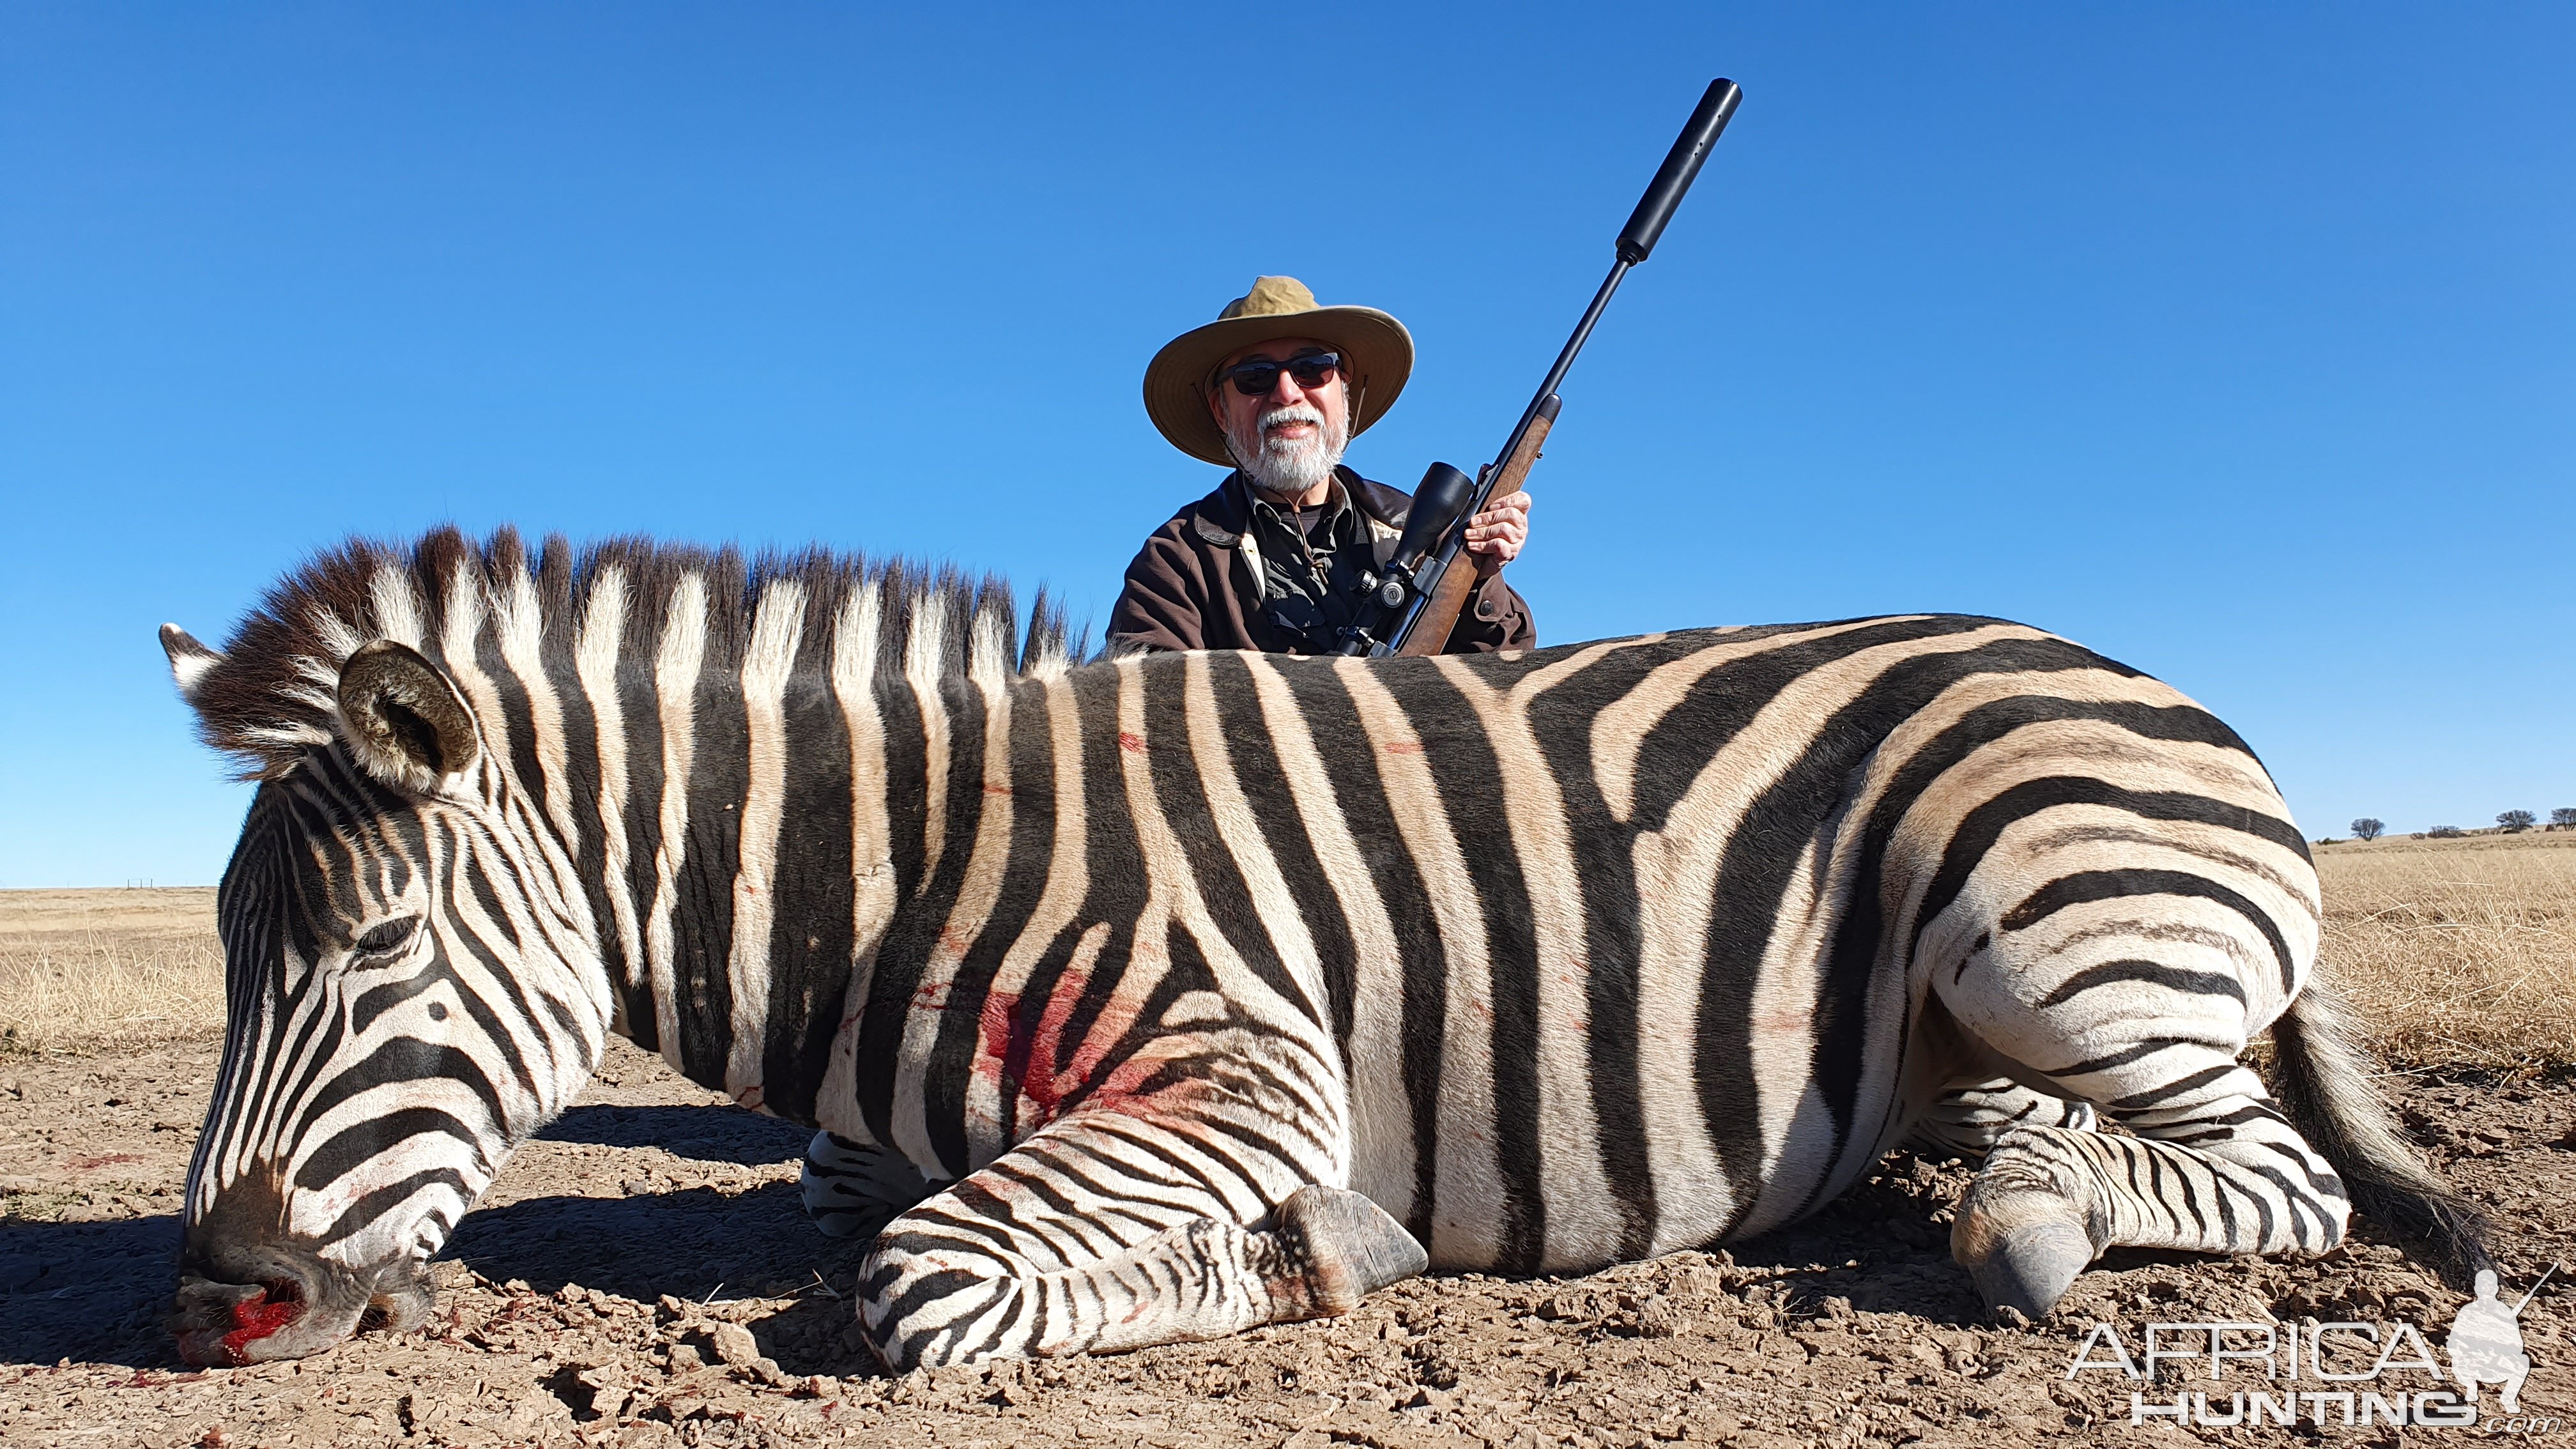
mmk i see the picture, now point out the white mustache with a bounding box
[1257,405,1324,440]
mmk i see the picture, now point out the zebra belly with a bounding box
[1346,958,1934,1277]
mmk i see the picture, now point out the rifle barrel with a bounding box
[1487,79,1740,498]
[1372,77,1742,657]
[1489,257,1630,484]
[2511,1262,2559,1315]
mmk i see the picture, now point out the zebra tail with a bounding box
[2269,976,2491,1282]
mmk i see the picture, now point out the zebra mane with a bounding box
[175,525,1087,779]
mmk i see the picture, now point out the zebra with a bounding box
[160,526,2479,1370]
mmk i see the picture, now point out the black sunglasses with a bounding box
[1219,351,1342,397]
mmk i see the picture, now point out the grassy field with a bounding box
[2314,831,2576,1070]
[4,832,2571,1068]
[0,886,221,1053]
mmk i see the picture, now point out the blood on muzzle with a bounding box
[169,1170,434,1366]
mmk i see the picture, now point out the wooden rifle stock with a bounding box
[1394,406,1553,657]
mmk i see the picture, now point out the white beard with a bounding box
[1225,402,1348,499]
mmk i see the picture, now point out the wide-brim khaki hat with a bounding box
[1144,275,1414,466]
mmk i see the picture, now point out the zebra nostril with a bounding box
[243,1278,307,1334]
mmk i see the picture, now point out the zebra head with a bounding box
[160,624,610,1367]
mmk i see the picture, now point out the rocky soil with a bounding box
[3,1038,2566,1448]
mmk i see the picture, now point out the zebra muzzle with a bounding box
[169,1242,433,1367]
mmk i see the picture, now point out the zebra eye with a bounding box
[353,916,420,956]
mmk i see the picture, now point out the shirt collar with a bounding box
[1232,469,1356,529]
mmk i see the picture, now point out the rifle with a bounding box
[2511,1263,2558,1315]
[1334,77,1744,659]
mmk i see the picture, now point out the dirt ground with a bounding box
[3,901,2570,1448]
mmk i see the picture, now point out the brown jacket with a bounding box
[1107,468,1535,656]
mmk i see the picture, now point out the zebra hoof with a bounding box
[1952,1185,2097,1321]
[1278,1186,1427,1316]
[806,1207,891,1241]
[800,1131,917,1242]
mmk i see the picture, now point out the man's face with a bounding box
[1206,336,1351,498]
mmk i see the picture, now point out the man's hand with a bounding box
[1462,490,1533,567]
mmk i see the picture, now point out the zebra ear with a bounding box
[160,624,224,702]
[335,640,482,792]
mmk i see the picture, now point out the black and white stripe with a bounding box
[163,527,2478,1369]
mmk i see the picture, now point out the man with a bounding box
[1108,276,1534,655]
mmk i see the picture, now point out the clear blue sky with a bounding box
[3,5,2568,887]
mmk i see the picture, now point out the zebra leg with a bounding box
[1905,1078,2097,1159]
[801,1131,939,1241]
[854,1115,1423,1370]
[1939,974,2348,1319]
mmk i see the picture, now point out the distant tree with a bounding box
[2350,818,2385,841]
[2426,825,2467,839]
[2553,808,2576,830]
[2498,809,2538,833]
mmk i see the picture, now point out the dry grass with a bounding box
[2314,833,2576,1071]
[6,834,2573,1070]
[0,887,224,1054]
